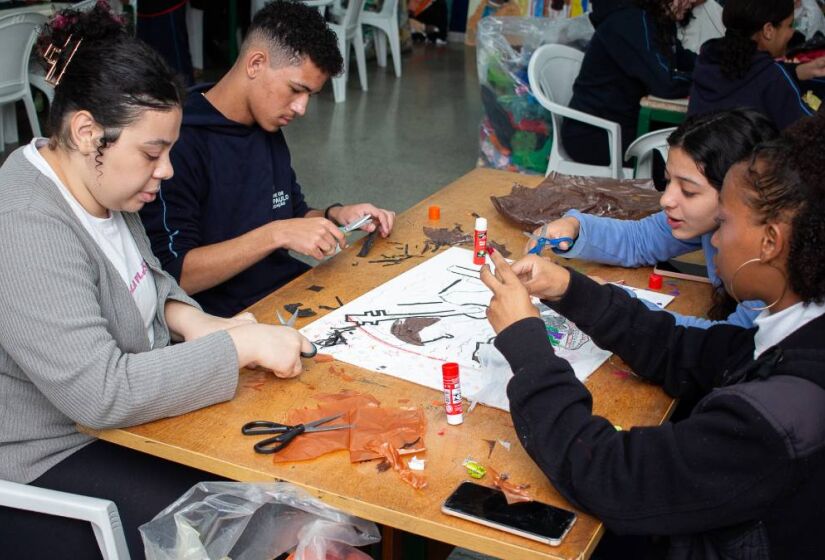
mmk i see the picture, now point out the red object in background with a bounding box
[648,272,663,290]
[792,49,825,63]
[428,205,441,220]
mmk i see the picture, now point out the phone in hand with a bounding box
[653,258,711,284]
[441,481,577,546]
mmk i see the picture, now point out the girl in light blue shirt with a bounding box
[531,109,778,328]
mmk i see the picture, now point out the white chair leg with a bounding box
[332,75,346,103]
[374,28,387,67]
[353,28,368,92]
[186,5,204,71]
[332,32,349,102]
[388,24,401,77]
[22,93,41,138]
[2,103,19,145]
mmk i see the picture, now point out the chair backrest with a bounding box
[0,12,45,102]
[527,43,584,108]
[340,0,368,35]
[375,0,398,19]
[71,0,98,10]
[0,479,131,560]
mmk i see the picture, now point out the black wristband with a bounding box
[324,203,343,221]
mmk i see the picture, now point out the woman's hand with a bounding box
[524,216,580,254]
[228,324,314,378]
[480,251,540,334]
[509,254,572,301]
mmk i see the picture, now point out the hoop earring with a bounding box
[729,257,787,312]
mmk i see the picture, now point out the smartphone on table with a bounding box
[653,258,711,284]
[441,481,577,546]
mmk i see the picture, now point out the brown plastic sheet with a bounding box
[490,174,661,232]
[367,441,428,490]
[272,392,379,463]
[488,466,533,504]
[271,392,427,466]
[349,406,427,462]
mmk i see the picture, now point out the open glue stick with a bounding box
[442,362,463,425]
[473,217,488,265]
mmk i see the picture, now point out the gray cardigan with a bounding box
[0,148,239,484]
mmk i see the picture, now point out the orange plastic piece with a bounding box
[428,205,441,220]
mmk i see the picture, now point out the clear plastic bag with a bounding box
[476,16,595,174]
[140,482,380,560]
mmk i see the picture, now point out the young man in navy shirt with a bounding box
[140,0,395,317]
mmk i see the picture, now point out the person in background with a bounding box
[140,0,396,318]
[562,0,698,167]
[136,0,194,85]
[482,113,825,559]
[688,0,825,129]
[528,109,777,328]
[0,5,312,556]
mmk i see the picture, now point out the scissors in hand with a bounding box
[242,413,353,454]
[339,214,373,234]
[275,308,318,358]
[523,224,574,256]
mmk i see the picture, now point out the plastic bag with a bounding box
[140,482,380,560]
[476,16,595,174]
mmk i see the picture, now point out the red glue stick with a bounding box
[442,362,463,425]
[473,217,488,265]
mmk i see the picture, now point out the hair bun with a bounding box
[37,1,127,65]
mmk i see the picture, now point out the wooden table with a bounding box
[637,96,689,137]
[87,168,712,560]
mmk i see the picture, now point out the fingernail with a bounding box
[488,246,495,255]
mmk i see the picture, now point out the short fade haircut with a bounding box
[244,0,343,77]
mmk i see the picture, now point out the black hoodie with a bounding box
[688,38,815,130]
[496,271,825,559]
[562,3,694,164]
[139,84,310,317]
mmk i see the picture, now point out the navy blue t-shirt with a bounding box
[140,85,310,317]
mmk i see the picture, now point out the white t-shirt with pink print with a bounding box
[24,139,157,346]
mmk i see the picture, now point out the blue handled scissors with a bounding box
[242,413,353,454]
[523,225,574,256]
[276,308,318,358]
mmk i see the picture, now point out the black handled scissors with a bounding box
[241,413,352,454]
[275,308,318,358]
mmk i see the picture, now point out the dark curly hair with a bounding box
[634,0,682,59]
[739,114,825,304]
[37,1,185,150]
[668,108,778,191]
[244,0,343,77]
[667,108,779,319]
[718,0,793,80]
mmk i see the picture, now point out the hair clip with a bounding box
[44,34,83,87]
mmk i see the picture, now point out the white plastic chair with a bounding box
[528,43,631,179]
[0,12,44,148]
[328,0,368,102]
[361,0,401,77]
[624,127,675,179]
[0,479,131,560]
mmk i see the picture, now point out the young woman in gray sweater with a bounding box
[0,4,313,556]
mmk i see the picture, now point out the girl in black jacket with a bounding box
[561,0,697,166]
[481,112,825,558]
[688,0,825,129]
